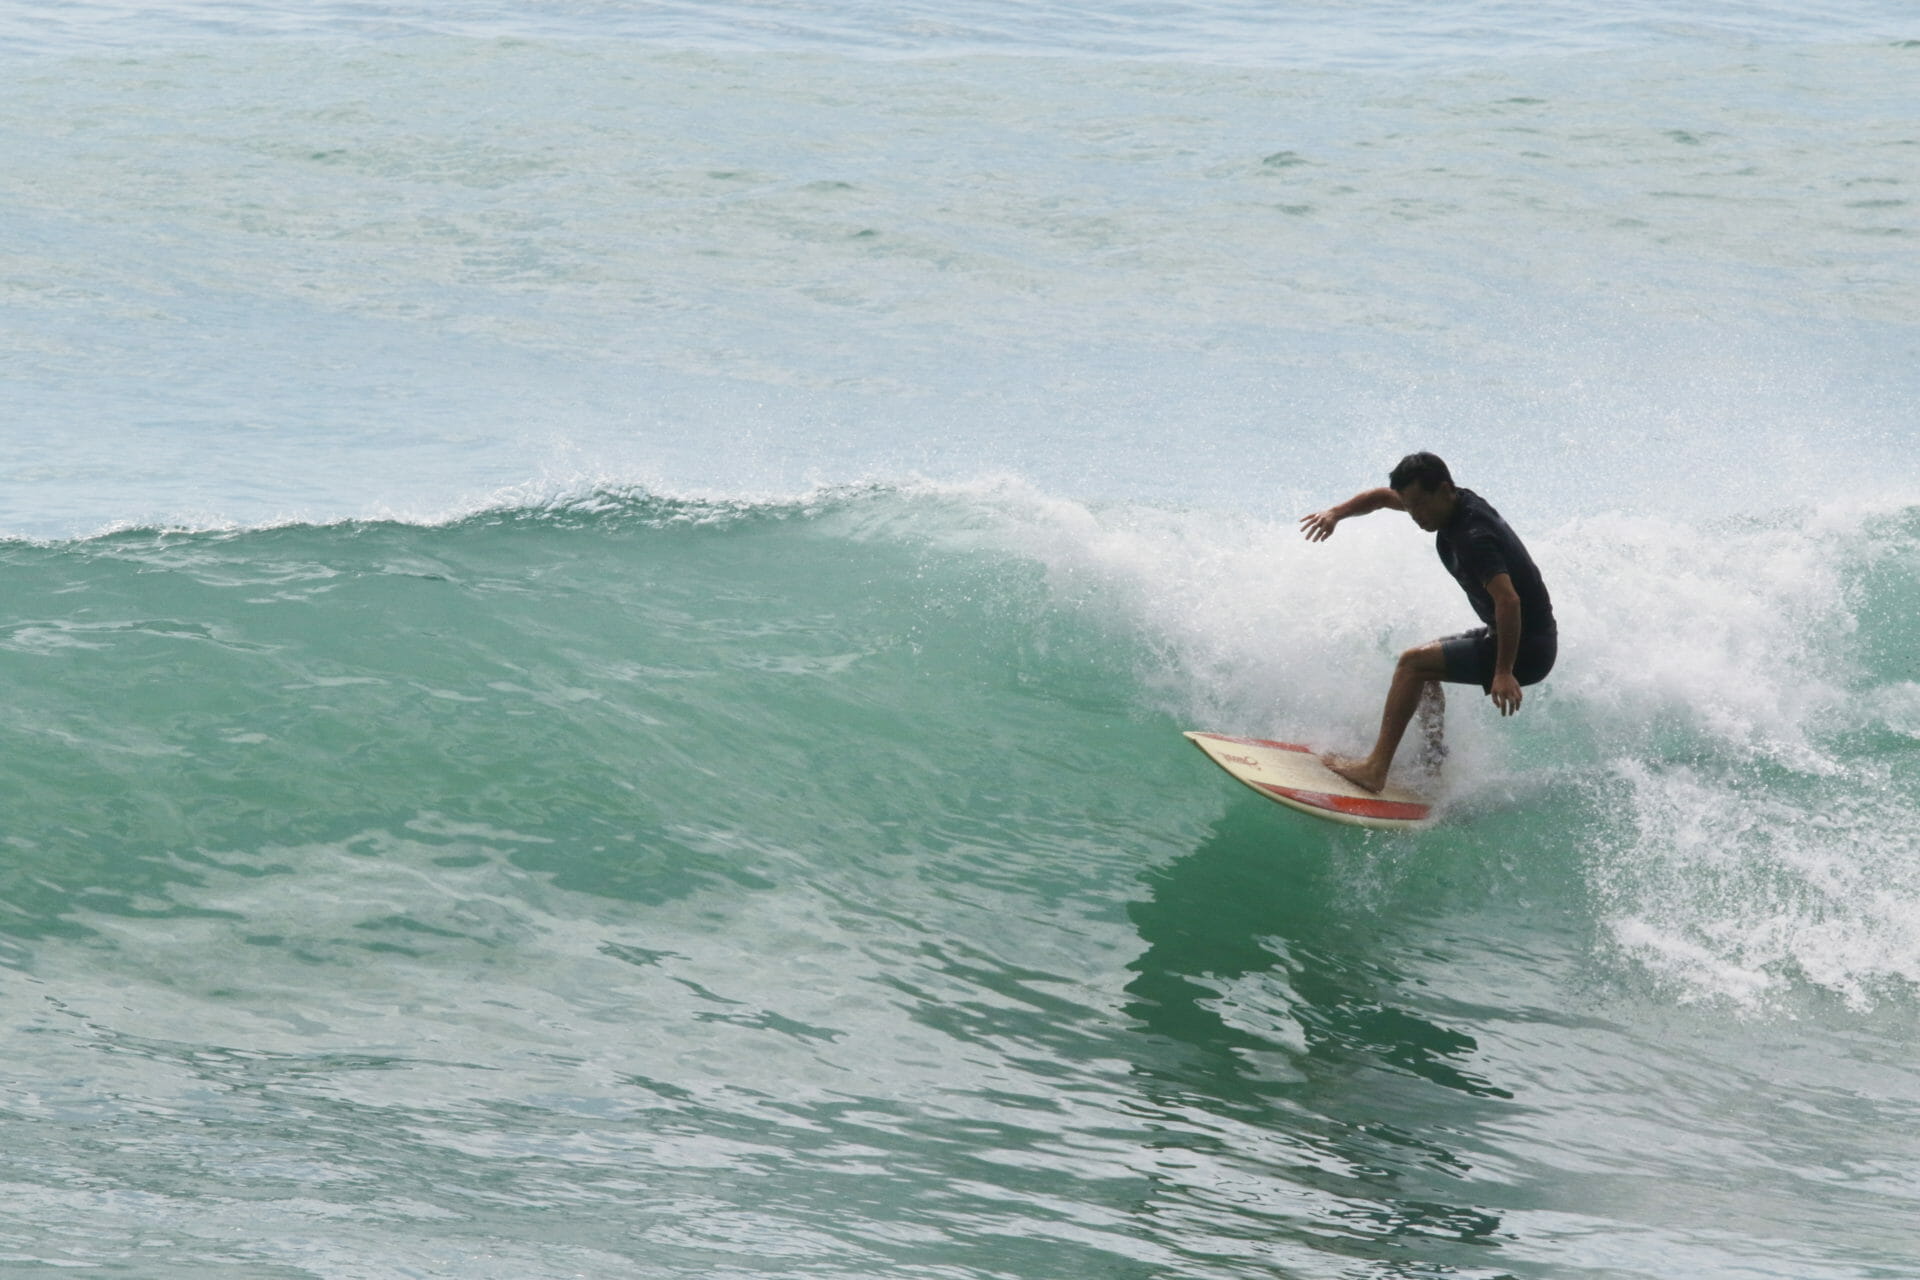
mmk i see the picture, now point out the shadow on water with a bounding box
[1120,799,1520,1274]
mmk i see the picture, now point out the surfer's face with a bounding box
[1397,482,1455,532]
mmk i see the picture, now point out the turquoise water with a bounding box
[4,3,1920,1276]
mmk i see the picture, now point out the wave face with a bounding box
[3,484,1917,1277]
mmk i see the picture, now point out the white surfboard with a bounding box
[1185,731,1433,831]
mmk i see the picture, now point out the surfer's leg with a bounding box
[1324,643,1449,793]
[1415,680,1446,776]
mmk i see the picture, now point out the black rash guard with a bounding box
[1435,488,1555,636]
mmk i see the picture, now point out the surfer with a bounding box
[1299,452,1556,793]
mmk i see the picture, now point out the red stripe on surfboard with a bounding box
[1192,733,1312,753]
[1254,782,1428,822]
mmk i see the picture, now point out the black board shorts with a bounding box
[1438,626,1556,693]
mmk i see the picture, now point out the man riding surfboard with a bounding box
[1300,452,1557,794]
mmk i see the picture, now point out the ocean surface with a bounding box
[4,2,1919,1276]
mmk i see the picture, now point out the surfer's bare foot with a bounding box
[1322,753,1388,794]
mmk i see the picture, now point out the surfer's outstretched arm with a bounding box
[1299,487,1407,542]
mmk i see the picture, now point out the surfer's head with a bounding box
[1389,452,1457,531]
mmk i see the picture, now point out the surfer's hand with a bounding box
[1299,508,1340,542]
[1490,672,1522,716]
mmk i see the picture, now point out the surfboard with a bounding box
[1184,731,1433,831]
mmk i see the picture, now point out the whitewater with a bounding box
[3,2,1918,1277]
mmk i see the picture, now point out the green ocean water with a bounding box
[3,487,1917,1277]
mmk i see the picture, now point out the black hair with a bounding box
[1388,451,1453,493]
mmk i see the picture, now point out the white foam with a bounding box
[1595,759,1920,1010]
[1537,508,1862,770]
[901,475,1467,749]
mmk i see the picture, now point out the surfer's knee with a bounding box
[1396,643,1445,678]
